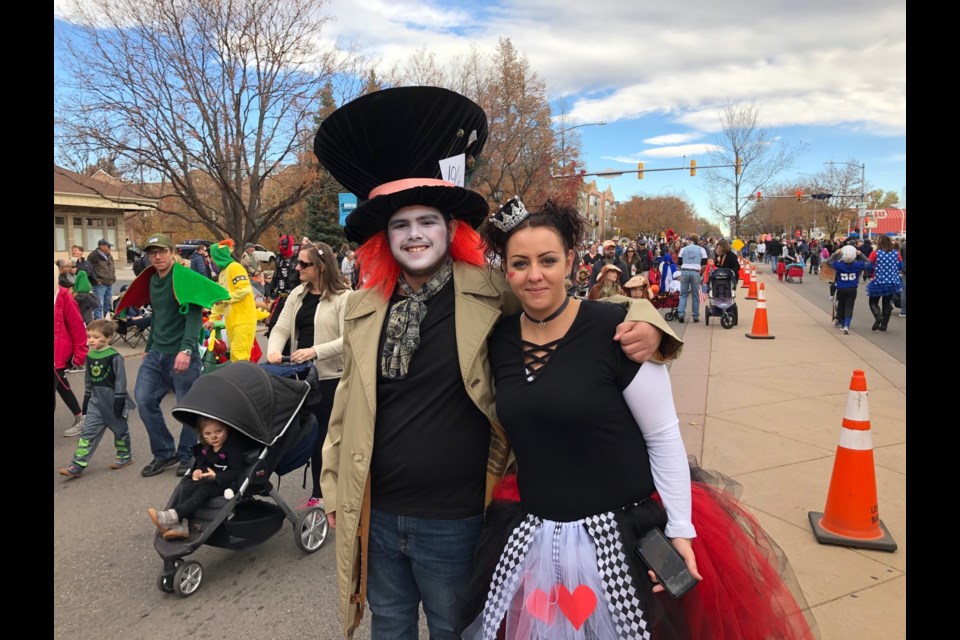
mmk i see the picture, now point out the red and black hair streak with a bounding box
[355,223,487,299]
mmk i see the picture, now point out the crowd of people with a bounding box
[56,85,912,640]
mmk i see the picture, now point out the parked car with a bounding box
[176,239,213,260]
[250,244,276,266]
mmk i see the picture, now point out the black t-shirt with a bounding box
[295,291,322,349]
[489,301,655,522]
[371,279,491,518]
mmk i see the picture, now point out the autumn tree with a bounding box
[55,0,363,252]
[705,103,805,238]
[617,194,697,238]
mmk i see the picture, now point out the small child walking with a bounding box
[59,320,136,478]
[148,417,248,540]
[825,246,870,334]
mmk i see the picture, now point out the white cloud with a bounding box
[644,133,702,145]
[604,144,723,164]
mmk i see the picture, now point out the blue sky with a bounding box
[54,0,906,227]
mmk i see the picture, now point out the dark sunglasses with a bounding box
[297,260,314,268]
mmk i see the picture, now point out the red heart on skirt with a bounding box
[524,586,556,624]
[557,584,597,630]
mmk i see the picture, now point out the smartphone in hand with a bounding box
[635,527,698,598]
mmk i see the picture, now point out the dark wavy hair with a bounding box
[480,199,585,264]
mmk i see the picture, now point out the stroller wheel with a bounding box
[173,561,203,597]
[665,311,675,321]
[720,313,735,329]
[157,573,175,593]
[705,310,711,325]
[295,507,329,553]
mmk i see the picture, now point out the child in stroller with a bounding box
[150,360,328,597]
[704,267,739,328]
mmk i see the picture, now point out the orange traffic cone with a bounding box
[808,370,897,551]
[741,263,752,289]
[746,266,759,300]
[738,262,746,282]
[745,283,774,339]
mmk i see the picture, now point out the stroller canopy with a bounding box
[172,361,310,446]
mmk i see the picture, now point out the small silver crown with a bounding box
[490,197,529,232]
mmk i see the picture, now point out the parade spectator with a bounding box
[118,233,229,478]
[148,417,250,540]
[72,270,99,325]
[570,264,591,298]
[898,241,906,317]
[624,273,655,300]
[756,238,766,263]
[587,240,630,288]
[188,242,215,280]
[58,258,76,288]
[267,241,350,510]
[59,319,135,478]
[825,245,870,334]
[749,238,758,262]
[622,245,642,277]
[677,234,708,323]
[865,234,903,332]
[88,239,117,319]
[264,234,301,341]
[459,198,816,640]
[313,87,676,639]
[809,240,821,274]
[767,236,782,273]
[71,245,95,283]
[240,242,261,279]
[340,249,356,283]
[714,238,740,283]
[587,263,626,300]
[55,264,88,437]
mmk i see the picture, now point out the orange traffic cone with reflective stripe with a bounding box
[741,263,752,289]
[745,283,774,339]
[746,265,759,300]
[808,370,897,551]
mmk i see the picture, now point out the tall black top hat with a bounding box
[313,86,489,244]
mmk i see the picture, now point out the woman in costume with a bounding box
[459,198,818,640]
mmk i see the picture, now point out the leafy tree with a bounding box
[55,0,364,252]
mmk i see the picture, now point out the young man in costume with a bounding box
[264,234,301,342]
[116,233,229,477]
[206,240,259,362]
[314,87,683,640]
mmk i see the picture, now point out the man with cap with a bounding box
[313,86,683,639]
[116,233,229,477]
[677,233,709,322]
[87,239,117,319]
[240,242,261,279]
[586,239,630,289]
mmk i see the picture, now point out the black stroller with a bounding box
[153,361,328,597]
[704,267,739,329]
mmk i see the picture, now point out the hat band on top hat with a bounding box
[370,178,455,199]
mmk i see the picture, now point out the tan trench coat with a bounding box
[320,261,682,637]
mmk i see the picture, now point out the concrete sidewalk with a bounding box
[669,267,906,639]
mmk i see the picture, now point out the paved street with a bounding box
[54,263,906,639]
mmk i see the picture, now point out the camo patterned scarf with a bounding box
[380,260,454,380]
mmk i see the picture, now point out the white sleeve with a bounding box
[622,362,696,539]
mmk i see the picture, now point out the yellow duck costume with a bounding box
[209,240,258,361]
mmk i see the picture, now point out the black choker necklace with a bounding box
[523,296,571,328]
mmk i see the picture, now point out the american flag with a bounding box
[699,287,708,305]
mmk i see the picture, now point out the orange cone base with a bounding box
[745,332,775,339]
[746,294,758,300]
[808,511,898,552]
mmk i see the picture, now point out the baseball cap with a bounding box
[97,238,113,247]
[245,242,255,249]
[602,240,617,249]
[143,233,175,250]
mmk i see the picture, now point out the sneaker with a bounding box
[296,497,324,510]
[59,464,83,479]
[141,456,179,477]
[162,521,190,540]
[693,318,700,323]
[677,316,684,323]
[148,508,179,533]
[110,458,134,470]
[832,321,841,328]
[841,326,850,334]
[872,318,881,331]
[176,461,192,477]
[63,415,84,437]
[899,312,906,318]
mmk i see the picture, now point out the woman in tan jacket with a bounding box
[267,241,351,509]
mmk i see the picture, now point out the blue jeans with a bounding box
[134,350,200,463]
[770,256,779,274]
[366,509,483,640]
[678,269,702,319]
[91,283,113,319]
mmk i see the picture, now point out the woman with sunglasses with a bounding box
[267,241,351,510]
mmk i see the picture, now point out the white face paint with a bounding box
[386,205,458,291]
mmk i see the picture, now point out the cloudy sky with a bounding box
[323,0,906,220]
[55,0,906,226]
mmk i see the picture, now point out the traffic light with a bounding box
[689,159,696,177]
[796,190,803,201]
[756,191,762,201]
[637,162,644,179]
[735,155,742,175]
[811,193,833,200]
